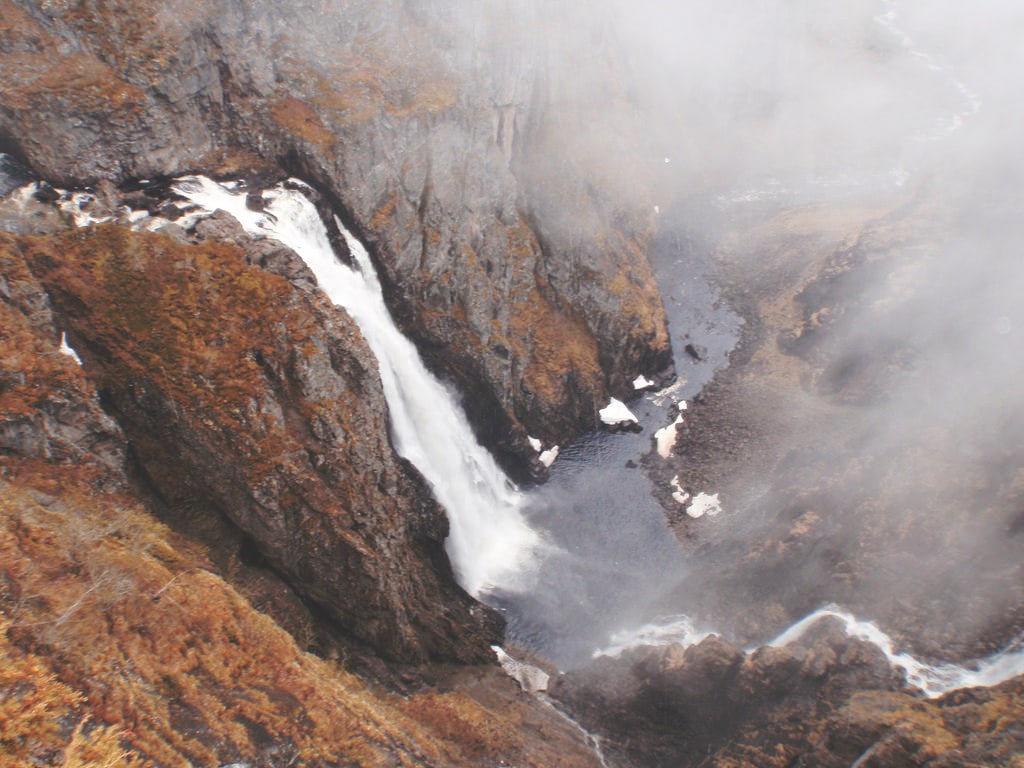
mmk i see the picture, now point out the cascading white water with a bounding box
[172,176,540,596]
[168,176,1024,698]
[596,604,1024,699]
[765,606,1024,699]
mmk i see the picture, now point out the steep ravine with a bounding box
[0,205,605,766]
[0,0,673,476]
[3,0,1024,766]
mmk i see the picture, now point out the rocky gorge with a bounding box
[2,0,1024,766]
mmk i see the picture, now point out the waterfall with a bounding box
[173,176,539,596]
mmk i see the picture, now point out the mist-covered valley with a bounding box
[1,0,1022,765]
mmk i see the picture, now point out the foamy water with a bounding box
[173,176,541,596]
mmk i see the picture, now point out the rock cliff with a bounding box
[0,0,673,473]
[0,216,606,764]
[6,221,503,664]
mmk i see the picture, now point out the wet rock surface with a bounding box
[10,223,501,664]
[0,0,673,474]
[646,193,1024,660]
[553,617,1024,768]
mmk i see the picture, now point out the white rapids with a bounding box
[766,606,1024,699]
[599,604,1024,699]
[172,176,540,596]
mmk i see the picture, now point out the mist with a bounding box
[574,0,1024,654]
[398,0,1024,656]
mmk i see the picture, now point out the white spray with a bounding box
[173,176,539,596]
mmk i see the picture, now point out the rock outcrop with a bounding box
[0,232,125,488]
[10,223,501,664]
[0,0,673,475]
[552,618,1024,767]
[0,474,604,768]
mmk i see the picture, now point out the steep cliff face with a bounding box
[0,0,673,472]
[0,198,605,766]
[6,223,501,664]
[0,231,125,487]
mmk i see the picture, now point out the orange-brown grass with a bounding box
[845,692,960,758]
[0,467,602,767]
[0,2,145,115]
[17,226,326,482]
[0,613,148,768]
[269,97,337,152]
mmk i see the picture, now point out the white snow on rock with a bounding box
[654,423,676,458]
[492,646,550,692]
[654,406,686,459]
[599,397,638,426]
[58,332,82,366]
[59,191,112,228]
[670,475,690,505]
[528,435,543,453]
[632,374,655,390]
[539,446,559,467]
[686,492,722,519]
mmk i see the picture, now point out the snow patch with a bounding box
[493,646,550,692]
[632,374,655,390]
[670,475,690,506]
[686,492,721,519]
[654,423,678,458]
[539,446,559,468]
[654,407,686,459]
[599,397,638,426]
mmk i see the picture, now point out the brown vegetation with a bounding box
[0,223,602,767]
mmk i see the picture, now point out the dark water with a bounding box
[489,209,743,669]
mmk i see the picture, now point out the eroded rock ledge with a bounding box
[0,0,673,476]
[4,223,501,664]
[553,619,1024,768]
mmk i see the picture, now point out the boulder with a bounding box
[20,224,502,664]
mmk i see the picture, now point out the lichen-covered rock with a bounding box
[0,0,673,475]
[550,620,1024,768]
[18,224,501,664]
[0,233,126,487]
